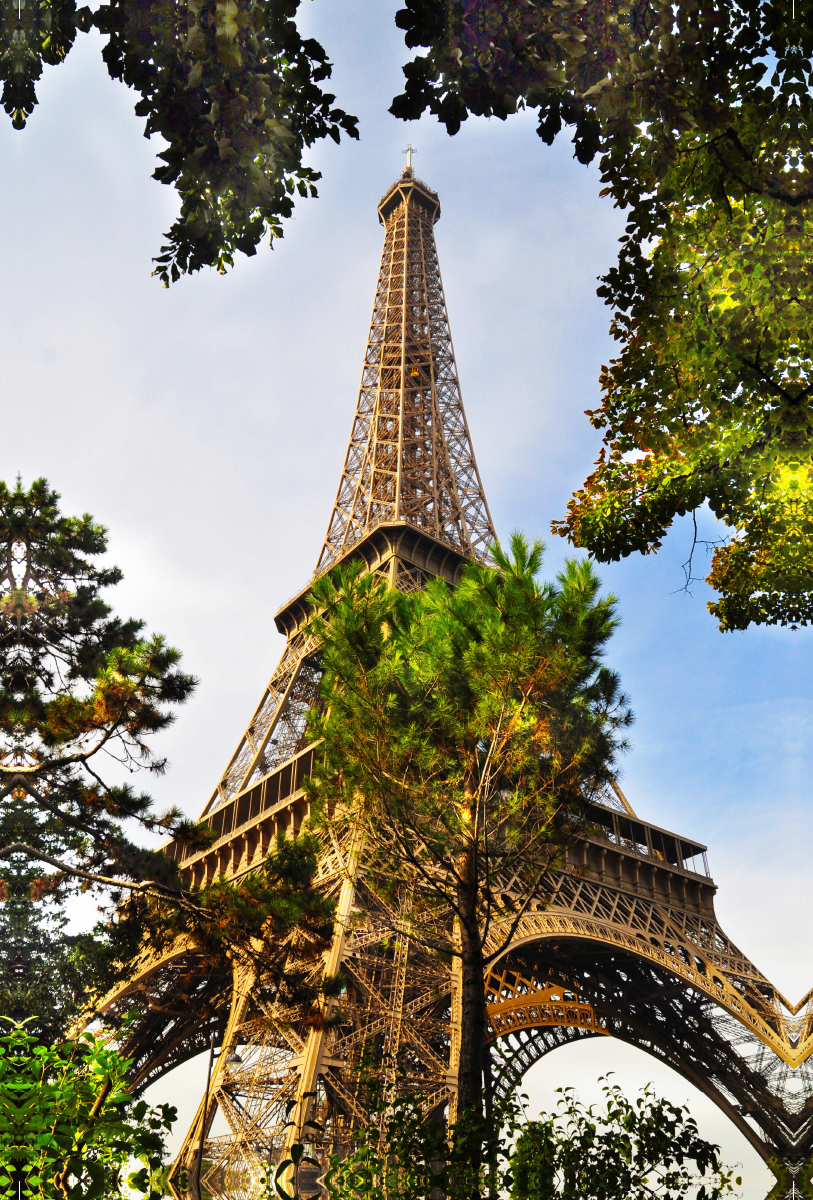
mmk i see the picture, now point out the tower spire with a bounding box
[314,170,494,576]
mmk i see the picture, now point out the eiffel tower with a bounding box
[100,163,813,1200]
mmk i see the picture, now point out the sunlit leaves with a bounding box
[303,538,630,1113]
[555,101,813,628]
[392,0,813,628]
[305,539,631,928]
[0,1023,175,1200]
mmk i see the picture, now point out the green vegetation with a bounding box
[6,0,807,624]
[553,107,813,630]
[278,1074,737,1200]
[0,477,200,1031]
[0,1022,175,1200]
[0,475,333,1028]
[96,0,359,285]
[0,477,198,878]
[508,1080,740,1200]
[128,828,336,1016]
[386,0,813,627]
[1,0,357,283]
[0,479,342,1195]
[305,535,631,1159]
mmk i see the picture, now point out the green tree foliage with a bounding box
[305,535,631,1128]
[1,0,357,281]
[389,0,753,160]
[555,102,813,630]
[0,835,332,1045]
[0,1022,175,1200]
[0,880,120,1043]
[95,0,359,284]
[392,0,813,629]
[0,478,336,1043]
[122,830,336,1017]
[320,1088,478,1200]
[0,0,85,129]
[0,477,202,1034]
[11,2,811,611]
[509,1080,738,1200]
[321,1097,449,1200]
[279,1073,735,1200]
[0,477,198,885]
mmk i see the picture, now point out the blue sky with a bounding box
[5,0,807,1191]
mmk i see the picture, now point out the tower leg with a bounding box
[169,961,256,1200]
[285,843,361,1157]
[447,920,462,1123]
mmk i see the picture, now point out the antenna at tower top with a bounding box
[403,144,416,175]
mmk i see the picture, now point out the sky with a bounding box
[5,0,809,1192]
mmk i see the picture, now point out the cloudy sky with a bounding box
[7,0,808,1190]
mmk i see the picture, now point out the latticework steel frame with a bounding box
[95,168,810,1200]
[315,173,493,574]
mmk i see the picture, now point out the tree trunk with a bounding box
[453,792,489,1198]
[456,881,487,1116]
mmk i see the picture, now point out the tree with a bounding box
[305,535,631,1134]
[0,872,123,1043]
[96,0,359,285]
[318,1080,475,1200]
[0,476,206,1034]
[549,82,813,629]
[0,0,765,282]
[389,0,764,166]
[283,1072,736,1200]
[390,0,813,628]
[123,829,337,1020]
[0,477,200,889]
[9,3,811,616]
[0,0,357,282]
[0,1021,176,1200]
[0,477,340,1046]
[509,1079,739,1200]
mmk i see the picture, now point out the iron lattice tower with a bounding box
[98,168,813,1200]
[199,168,492,820]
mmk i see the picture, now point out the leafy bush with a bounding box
[0,1022,175,1200]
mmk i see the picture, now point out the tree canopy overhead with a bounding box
[2,0,357,283]
[391,0,813,629]
[6,0,813,623]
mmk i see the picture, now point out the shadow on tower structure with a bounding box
[97,165,813,1200]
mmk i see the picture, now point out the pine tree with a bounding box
[0,478,341,1040]
[0,477,199,890]
[305,534,632,1141]
[0,477,206,1032]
